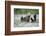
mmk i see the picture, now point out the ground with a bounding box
[14,14,39,27]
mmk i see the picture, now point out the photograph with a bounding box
[5,1,45,35]
[14,8,39,27]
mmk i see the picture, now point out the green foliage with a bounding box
[14,8,39,14]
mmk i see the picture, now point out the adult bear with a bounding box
[21,15,30,22]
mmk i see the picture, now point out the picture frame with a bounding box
[5,1,45,35]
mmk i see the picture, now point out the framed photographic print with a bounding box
[5,1,45,35]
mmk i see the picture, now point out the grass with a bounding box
[14,8,39,14]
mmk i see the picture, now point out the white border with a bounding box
[11,5,42,31]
